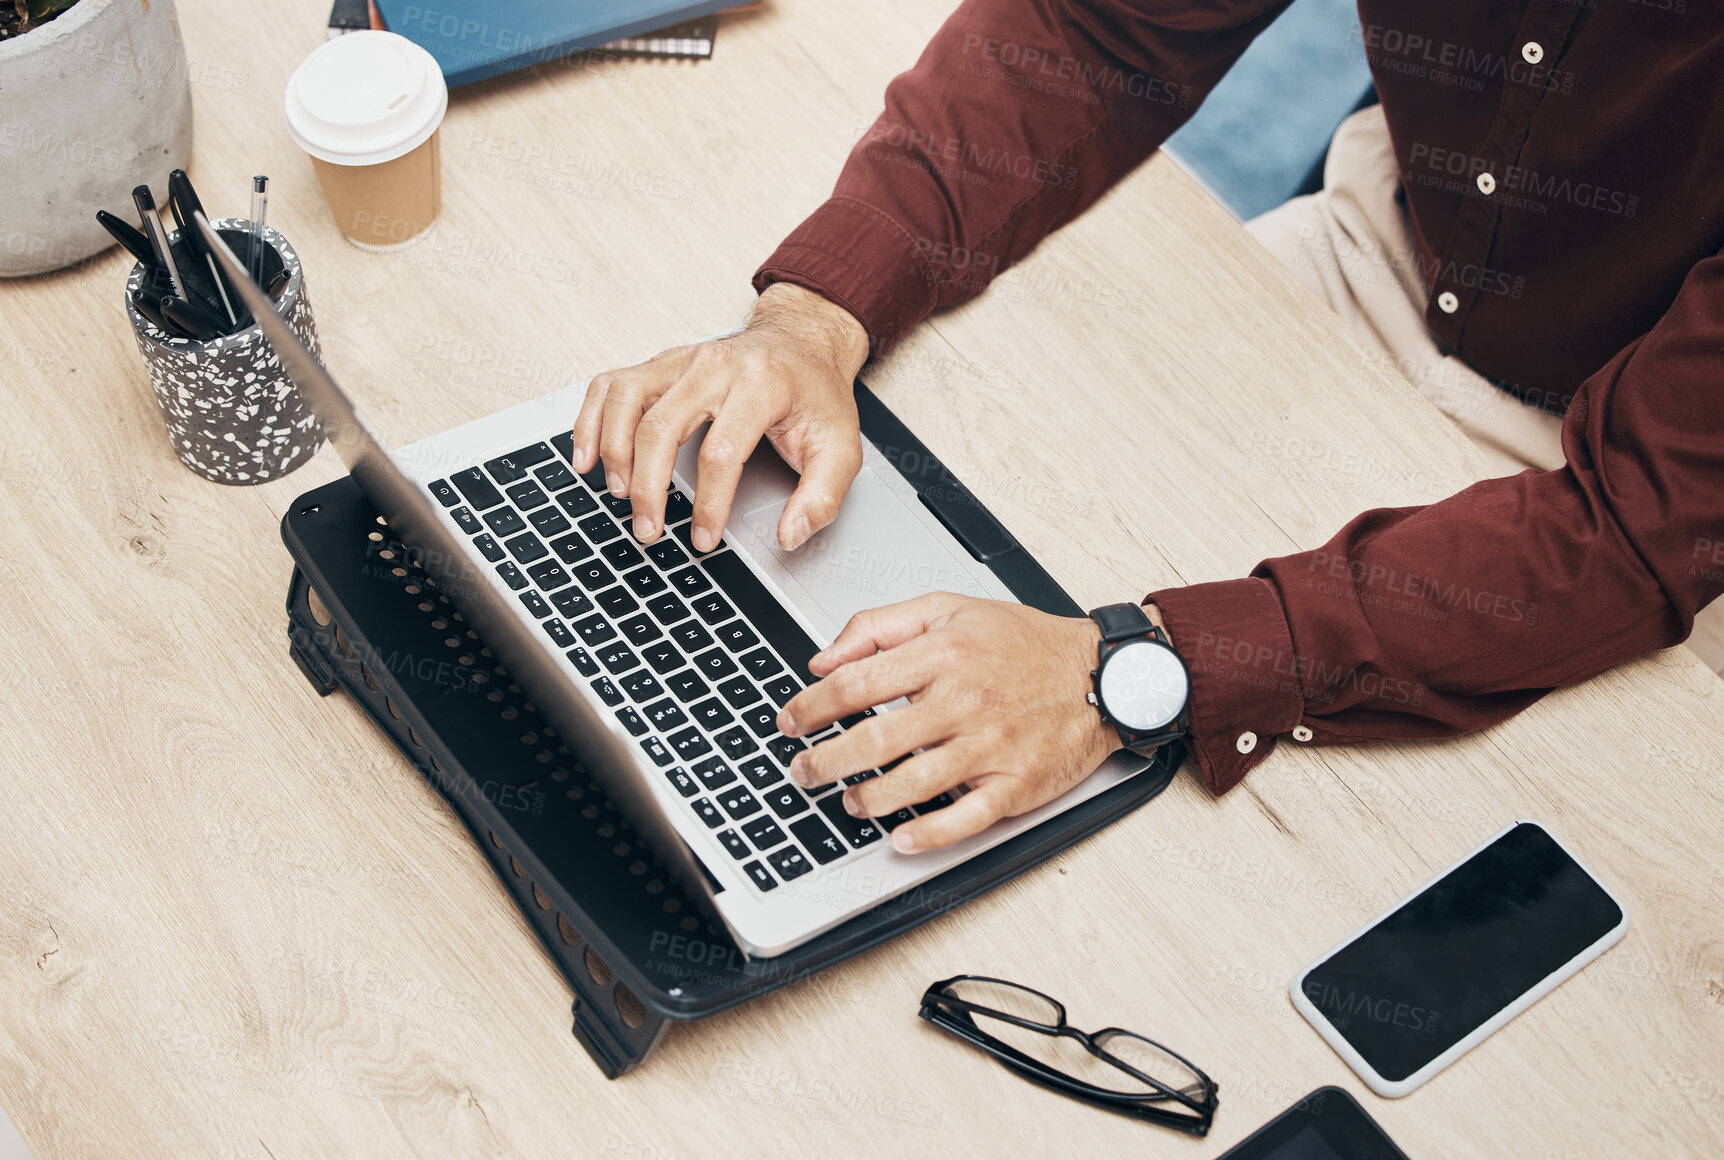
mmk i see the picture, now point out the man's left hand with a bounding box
[777,593,1124,854]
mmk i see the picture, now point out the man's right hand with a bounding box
[571,282,872,552]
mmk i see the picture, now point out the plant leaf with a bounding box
[24,0,79,25]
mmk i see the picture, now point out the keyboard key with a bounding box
[505,479,550,510]
[663,766,697,797]
[450,506,482,534]
[552,588,594,619]
[428,478,460,507]
[624,566,669,597]
[451,467,504,510]
[542,618,575,648]
[692,798,724,829]
[551,430,575,462]
[673,521,724,556]
[574,615,616,646]
[520,590,552,618]
[738,756,782,790]
[690,697,734,730]
[643,697,686,730]
[705,551,820,684]
[762,674,799,706]
[505,531,548,564]
[692,755,736,790]
[572,561,614,591]
[473,533,505,562]
[556,488,599,518]
[914,792,956,812]
[763,783,811,819]
[692,593,736,626]
[767,736,806,768]
[602,539,645,571]
[717,785,762,820]
[548,532,592,564]
[692,647,738,681]
[527,560,571,590]
[577,513,620,543]
[768,846,813,881]
[645,592,690,624]
[639,736,673,766]
[668,726,712,760]
[596,642,640,674]
[742,860,777,891]
[615,706,648,736]
[716,620,760,654]
[535,461,577,491]
[590,676,622,706]
[667,565,712,597]
[619,613,661,646]
[740,704,779,738]
[483,507,527,538]
[496,561,528,590]
[716,829,750,861]
[817,793,885,849]
[621,670,665,703]
[715,727,758,760]
[731,815,781,852]
[839,707,877,730]
[529,507,572,536]
[717,675,760,709]
[646,539,690,570]
[566,647,598,676]
[601,493,633,519]
[736,647,782,681]
[671,621,714,653]
[597,587,639,618]
[578,457,607,491]
[791,814,847,863]
[485,443,554,483]
[666,670,710,703]
[879,807,917,831]
[641,640,682,674]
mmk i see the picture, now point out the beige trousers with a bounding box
[1246,106,1724,674]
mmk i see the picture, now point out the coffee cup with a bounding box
[284,31,448,251]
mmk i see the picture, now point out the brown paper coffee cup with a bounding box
[310,131,443,251]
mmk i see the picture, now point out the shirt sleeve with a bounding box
[753,0,1294,354]
[1151,250,1724,795]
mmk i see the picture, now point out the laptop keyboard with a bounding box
[427,433,952,894]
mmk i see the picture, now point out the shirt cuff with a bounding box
[1146,577,1305,795]
[752,195,937,357]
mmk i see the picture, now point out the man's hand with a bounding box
[571,283,871,552]
[776,594,1128,854]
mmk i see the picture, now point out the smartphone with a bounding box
[1290,820,1628,1097]
[1217,1086,1409,1160]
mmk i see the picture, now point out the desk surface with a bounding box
[2,2,1721,1157]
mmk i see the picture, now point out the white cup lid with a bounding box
[284,31,448,167]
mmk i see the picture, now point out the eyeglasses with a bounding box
[918,975,1218,1136]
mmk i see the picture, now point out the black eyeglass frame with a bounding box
[918,975,1219,1136]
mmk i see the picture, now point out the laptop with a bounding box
[200,215,1152,957]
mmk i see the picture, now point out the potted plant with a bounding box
[0,0,194,276]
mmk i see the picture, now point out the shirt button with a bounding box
[1236,731,1257,754]
[1292,725,1314,742]
[1476,171,1497,195]
[1437,291,1459,314]
[1522,42,1544,64]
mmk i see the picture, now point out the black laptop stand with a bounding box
[280,386,1181,1077]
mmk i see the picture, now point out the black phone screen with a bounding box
[1301,822,1622,1083]
[1218,1087,1408,1160]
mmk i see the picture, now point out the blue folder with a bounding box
[375,1,738,87]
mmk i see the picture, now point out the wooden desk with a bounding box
[1,2,1719,1157]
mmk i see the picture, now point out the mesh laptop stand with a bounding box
[281,387,1182,1077]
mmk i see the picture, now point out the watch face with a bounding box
[1098,640,1189,733]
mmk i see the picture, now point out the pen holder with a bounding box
[125,219,325,485]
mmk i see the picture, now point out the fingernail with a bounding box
[842,789,866,818]
[607,472,625,496]
[634,516,655,540]
[778,709,798,737]
[691,526,713,552]
[786,513,812,550]
[573,443,590,468]
[892,830,917,853]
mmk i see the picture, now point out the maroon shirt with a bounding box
[753,0,1724,793]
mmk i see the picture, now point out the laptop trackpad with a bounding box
[740,467,990,631]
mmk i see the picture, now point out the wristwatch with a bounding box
[1086,602,1190,757]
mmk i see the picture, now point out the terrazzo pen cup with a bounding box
[284,31,448,251]
[125,220,325,485]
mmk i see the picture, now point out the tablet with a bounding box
[1216,1087,1409,1160]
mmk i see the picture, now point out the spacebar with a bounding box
[703,551,818,686]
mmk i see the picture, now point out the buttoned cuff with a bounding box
[752,196,938,358]
[1147,578,1305,795]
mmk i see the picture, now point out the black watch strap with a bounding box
[1090,602,1153,642]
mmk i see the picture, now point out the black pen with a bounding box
[129,288,180,336]
[167,170,239,327]
[132,185,186,303]
[97,210,158,269]
[161,295,222,341]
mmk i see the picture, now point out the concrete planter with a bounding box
[0,0,194,277]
